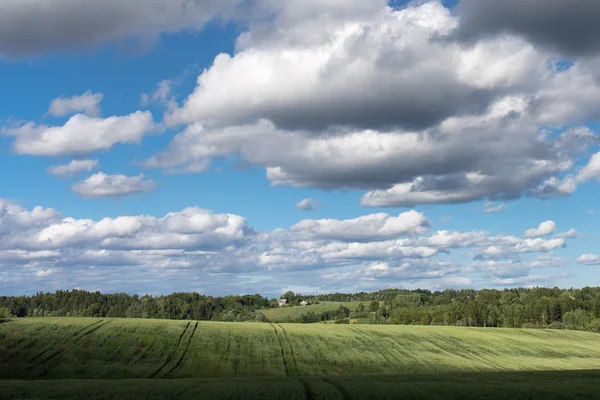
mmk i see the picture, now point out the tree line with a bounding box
[0,290,271,322]
[281,287,600,332]
[4,287,600,333]
[366,287,600,332]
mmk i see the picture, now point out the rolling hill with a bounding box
[2,317,600,399]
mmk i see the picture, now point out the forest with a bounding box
[0,291,271,322]
[3,287,600,332]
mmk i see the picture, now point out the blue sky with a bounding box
[0,0,599,297]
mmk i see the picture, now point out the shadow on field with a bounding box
[1,370,600,399]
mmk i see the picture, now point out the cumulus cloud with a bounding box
[515,238,565,253]
[47,91,103,117]
[146,1,600,207]
[72,173,156,199]
[295,198,317,211]
[577,254,600,266]
[34,268,58,278]
[524,221,557,238]
[289,210,430,241]
[554,229,581,239]
[47,159,99,177]
[167,2,476,132]
[0,199,580,295]
[3,111,155,156]
[0,0,241,58]
[576,152,600,184]
[456,0,600,56]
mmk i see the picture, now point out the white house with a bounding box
[278,299,288,307]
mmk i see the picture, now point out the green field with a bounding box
[258,301,367,321]
[2,318,600,399]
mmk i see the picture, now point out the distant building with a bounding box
[278,299,288,307]
[300,300,310,306]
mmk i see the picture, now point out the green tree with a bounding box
[563,309,593,331]
[0,306,12,319]
[369,301,380,312]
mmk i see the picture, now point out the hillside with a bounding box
[3,318,600,381]
[258,301,367,322]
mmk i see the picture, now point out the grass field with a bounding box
[2,318,600,399]
[258,301,367,321]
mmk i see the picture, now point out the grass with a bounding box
[258,301,367,321]
[3,318,600,398]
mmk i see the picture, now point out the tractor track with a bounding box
[298,378,317,400]
[27,320,113,378]
[277,324,299,372]
[149,321,190,379]
[27,319,104,364]
[270,323,289,376]
[350,327,397,367]
[164,321,198,378]
[321,377,352,400]
[39,320,113,365]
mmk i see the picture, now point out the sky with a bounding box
[1,0,600,298]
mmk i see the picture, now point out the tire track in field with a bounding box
[428,330,502,369]
[277,324,299,373]
[27,319,104,364]
[350,327,397,367]
[298,378,317,400]
[39,320,113,365]
[30,320,113,378]
[164,322,198,378]
[321,377,352,400]
[149,322,190,379]
[270,323,289,376]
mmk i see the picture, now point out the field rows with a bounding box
[3,318,600,381]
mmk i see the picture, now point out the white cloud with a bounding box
[72,173,156,199]
[524,220,557,238]
[3,111,155,156]
[516,238,565,253]
[167,2,471,131]
[47,159,100,177]
[0,250,60,261]
[34,268,58,278]
[295,198,317,211]
[289,210,430,241]
[530,176,577,197]
[490,275,553,288]
[577,254,600,265]
[554,229,581,239]
[0,199,581,295]
[484,202,508,213]
[576,151,600,183]
[140,80,178,112]
[47,91,103,117]
[140,1,600,208]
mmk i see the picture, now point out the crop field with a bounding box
[258,301,367,321]
[2,318,600,399]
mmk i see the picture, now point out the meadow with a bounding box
[258,301,367,322]
[2,317,600,398]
